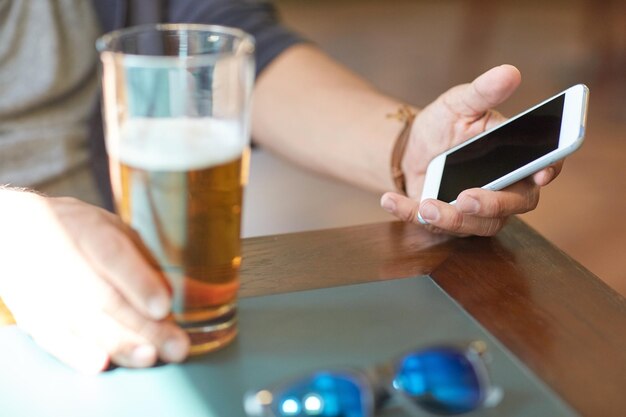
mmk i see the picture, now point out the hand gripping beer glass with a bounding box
[97,24,255,354]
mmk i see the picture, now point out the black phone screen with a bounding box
[437,93,565,202]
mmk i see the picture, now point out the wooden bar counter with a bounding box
[2,217,625,416]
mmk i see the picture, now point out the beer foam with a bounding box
[112,118,245,171]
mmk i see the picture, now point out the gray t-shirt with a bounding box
[0,0,100,187]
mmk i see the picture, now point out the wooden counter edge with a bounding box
[430,217,626,417]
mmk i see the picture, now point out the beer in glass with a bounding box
[97,24,254,354]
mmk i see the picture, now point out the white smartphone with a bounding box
[418,83,589,222]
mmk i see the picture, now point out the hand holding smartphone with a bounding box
[418,84,589,223]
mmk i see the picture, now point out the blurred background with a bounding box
[245,0,626,296]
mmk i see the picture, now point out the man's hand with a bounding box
[0,191,190,373]
[381,65,562,236]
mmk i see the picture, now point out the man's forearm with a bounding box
[251,44,415,193]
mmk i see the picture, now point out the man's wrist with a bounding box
[387,105,417,195]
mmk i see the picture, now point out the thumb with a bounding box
[442,64,521,118]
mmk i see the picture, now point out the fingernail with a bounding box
[538,166,554,185]
[162,336,189,362]
[380,196,396,213]
[131,344,157,367]
[419,203,439,222]
[148,296,170,320]
[458,196,480,214]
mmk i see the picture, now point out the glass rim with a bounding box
[96,23,255,56]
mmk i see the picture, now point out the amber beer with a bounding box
[109,117,249,353]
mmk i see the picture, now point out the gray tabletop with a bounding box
[0,276,577,416]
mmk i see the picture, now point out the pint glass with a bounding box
[97,25,254,354]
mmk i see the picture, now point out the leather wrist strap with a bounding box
[388,105,416,195]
